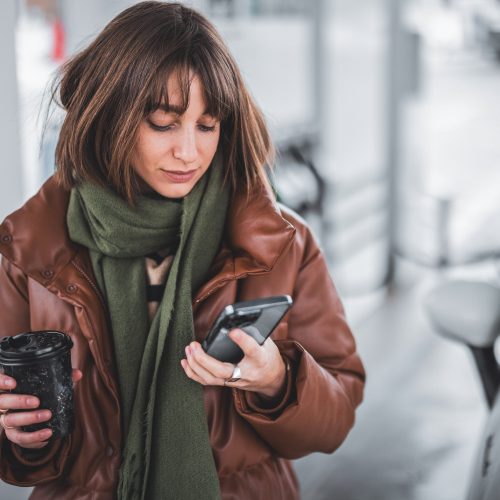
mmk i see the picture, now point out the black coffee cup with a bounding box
[0,331,74,438]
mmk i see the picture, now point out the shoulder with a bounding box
[0,176,75,276]
[278,203,311,235]
[277,203,323,267]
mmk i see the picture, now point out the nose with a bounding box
[173,127,198,164]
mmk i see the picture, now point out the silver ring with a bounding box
[225,365,241,383]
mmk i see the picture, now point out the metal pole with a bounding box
[386,0,403,285]
[312,0,326,142]
[311,0,327,241]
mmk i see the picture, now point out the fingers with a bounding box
[189,343,233,378]
[0,394,39,411]
[5,426,52,448]
[2,409,51,429]
[71,369,83,383]
[1,370,81,389]
[0,370,81,411]
[2,370,82,389]
[1,409,53,449]
[180,359,205,385]
[0,375,16,391]
[228,329,260,358]
[182,344,231,385]
[180,336,266,388]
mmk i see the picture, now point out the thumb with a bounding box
[229,329,260,358]
[71,369,83,383]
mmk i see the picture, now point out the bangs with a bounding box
[144,50,239,121]
[54,1,272,204]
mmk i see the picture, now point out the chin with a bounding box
[154,182,196,199]
[137,168,205,199]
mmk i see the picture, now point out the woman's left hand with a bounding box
[181,329,286,399]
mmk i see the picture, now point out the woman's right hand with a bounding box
[0,369,83,449]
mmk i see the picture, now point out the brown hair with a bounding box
[52,1,274,204]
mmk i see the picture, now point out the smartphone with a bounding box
[202,295,293,363]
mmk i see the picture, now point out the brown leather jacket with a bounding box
[0,177,365,499]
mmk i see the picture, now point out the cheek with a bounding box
[201,131,221,160]
[134,134,171,170]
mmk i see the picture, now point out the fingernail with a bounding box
[38,411,51,420]
[27,397,38,407]
[231,330,240,339]
[4,378,14,387]
[185,346,191,356]
[41,429,52,438]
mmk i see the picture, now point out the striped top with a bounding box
[145,250,174,321]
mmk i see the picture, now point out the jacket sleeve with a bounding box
[0,256,70,486]
[232,231,366,460]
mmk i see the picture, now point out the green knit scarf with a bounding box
[66,158,228,500]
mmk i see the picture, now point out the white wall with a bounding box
[0,0,23,220]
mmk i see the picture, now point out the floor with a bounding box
[293,264,488,500]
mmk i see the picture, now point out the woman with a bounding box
[0,2,365,499]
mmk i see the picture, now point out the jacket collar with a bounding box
[0,175,295,293]
[194,179,296,302]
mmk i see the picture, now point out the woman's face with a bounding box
[131,74,221,199]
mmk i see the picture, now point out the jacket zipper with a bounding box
[71,260,107,311]
[67,265,122,439]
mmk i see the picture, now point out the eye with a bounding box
[148,120,174,132]
[198,124,217,132]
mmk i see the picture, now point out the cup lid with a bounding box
[0,331,73,365]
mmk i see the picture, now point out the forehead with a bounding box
[165,71,196,98]
[160,74,206,109]
[146,65,229,120]
[152,76,215,119]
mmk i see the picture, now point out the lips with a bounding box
[160,169,197,183]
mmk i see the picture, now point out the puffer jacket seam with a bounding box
[218,453,281,479]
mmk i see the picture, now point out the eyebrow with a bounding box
[155,103,212,116]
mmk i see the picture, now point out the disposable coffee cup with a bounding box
[0,331,74,438]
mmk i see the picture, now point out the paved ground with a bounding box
[294,267,488,500]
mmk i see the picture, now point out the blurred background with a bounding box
[2,0,500,499]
